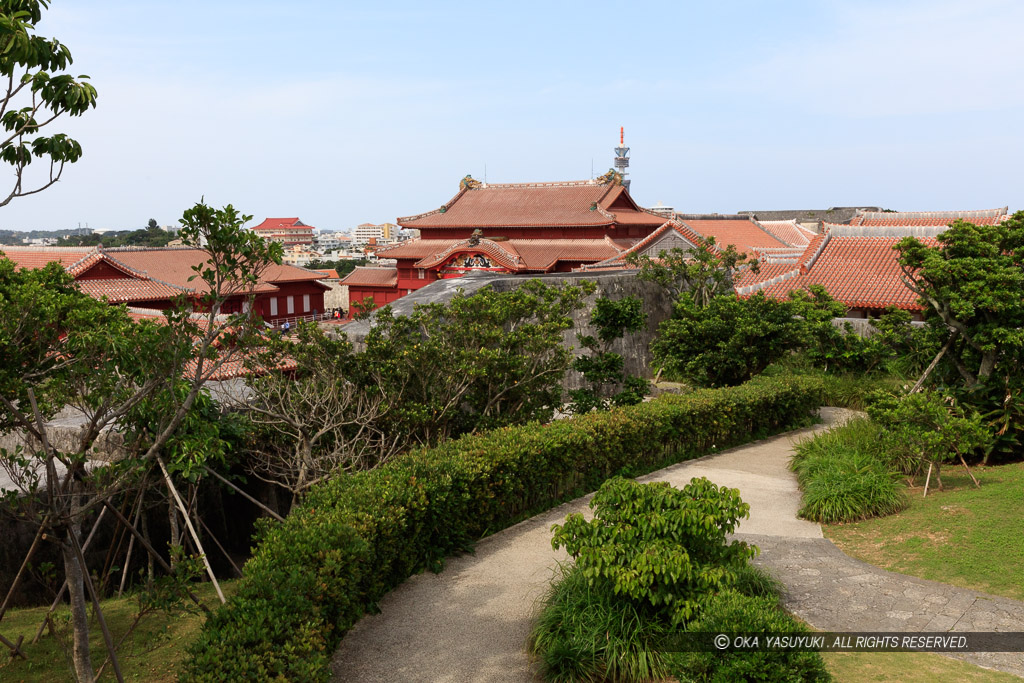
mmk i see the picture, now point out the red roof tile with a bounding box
[1,246,95,270]
[338,266,398,288]
[397,180,665,229]
[850,207,1009,227]
[250,217,312,231]
[681,218,789,256]
[755,219,817,247]
[743,233,938,310]
[104,247,328,292]
[76,278,184,303]
[378,237,627,272]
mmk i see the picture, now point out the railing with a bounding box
[268,311,346,329]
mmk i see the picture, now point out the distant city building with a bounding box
[353,222,398,244]
[314,232,349,251]
[22,237,58,246]
[647,202,675,217]
[250,217,315,246]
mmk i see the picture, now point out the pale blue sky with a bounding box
[4,0,1023,231]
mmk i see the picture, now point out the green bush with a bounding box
[552,477,754,625]
[867,390,992,490]
[531,476,812,683]
[182,375,822,682]
[792,418,907,523]
[667,590,832,682]
[652,293,805,387]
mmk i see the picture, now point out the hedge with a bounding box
[182,374,823,681]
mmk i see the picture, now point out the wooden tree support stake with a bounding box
[959,453,981,488]
[100,500,209,613]
[0,518,46,624]
[0,631,25,660]
[117,497,144,598]
[157,456,225,604]
[923,463,933,498]
[203,466,284,522]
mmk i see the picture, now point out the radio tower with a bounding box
[614,126,630,191]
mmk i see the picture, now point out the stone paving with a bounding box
[331,409,1024,681]
[745,533,1024,677]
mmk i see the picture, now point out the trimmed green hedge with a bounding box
[182,375,822,681]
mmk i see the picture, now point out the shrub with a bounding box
[552,477,755,625]
[667,590,832,682]
[653,293,805,387]
[182,375,822,681]
[792,418,907,522]
[867,390,991,492]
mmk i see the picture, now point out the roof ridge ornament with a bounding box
[595,168,623,186]
[459,174,483,191]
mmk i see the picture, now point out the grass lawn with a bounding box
[825,462,1024,601]
[0,580,234,682]
[823,651,1023,682]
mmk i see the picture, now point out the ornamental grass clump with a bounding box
[792,418,908,523]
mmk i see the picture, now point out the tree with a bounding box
[652,292,804,387]
[896,215,1024,459]
[0,0,98,208]
[147,218,158,231]
[0,200,281,681]
[569,295,649,413]
[237,323,396,510]
[867,391,991,496]
[363,280,592,445]
[626,234,758,306]
[896,216,1024,388]
[551,477,754,625]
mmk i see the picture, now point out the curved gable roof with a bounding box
[398,179,666,229]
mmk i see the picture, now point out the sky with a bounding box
[3,0,1023,232]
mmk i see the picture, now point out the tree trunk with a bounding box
[168,495,180,569]
[63,526,96,682]
[978,352,997,380]
[141,509,154,587]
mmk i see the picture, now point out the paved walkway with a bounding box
[331,409,1024,681]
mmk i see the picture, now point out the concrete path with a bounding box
[331,409,1024,681]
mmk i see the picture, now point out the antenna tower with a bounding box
[614,126,630,191]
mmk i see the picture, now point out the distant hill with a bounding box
[0,227,93,245]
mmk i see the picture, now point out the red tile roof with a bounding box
[850,207,1009,226]
[581,221,699,269]
[397,179,666,229]
[680,217,789,256]
[76,278,184,303]
[1,246,95,270]
[378,236,629,273]
[250,217,312,231]
[755,219,817,247]
[738,228,940,310]
[313,269,340,279]
[104,247,328,293]
[376,239,459,260]
[338,266,398,288]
